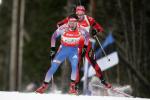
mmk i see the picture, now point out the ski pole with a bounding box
[94,35,110,61]
[51,58,55,92]
[51,75,55,92]
[78,0,81,5]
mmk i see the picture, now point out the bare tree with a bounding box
[9,0,20,91]
[9,0,25,91]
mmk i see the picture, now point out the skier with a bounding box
[57,5,111,89]
[35,14,90,95]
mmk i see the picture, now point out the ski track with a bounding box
[0,91,149,100]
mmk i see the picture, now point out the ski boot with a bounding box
[101,79,112,89]
[68,82,78,95]
[35,82,49,94]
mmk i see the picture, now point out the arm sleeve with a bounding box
[87,16,104,32]
[51,28,62,47]
[57,17,69,27]
[80,28,90,46]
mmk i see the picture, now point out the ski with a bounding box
[91,84,134,98]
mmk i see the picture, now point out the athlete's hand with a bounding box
[91,29,98,37]
[50,47,56,60]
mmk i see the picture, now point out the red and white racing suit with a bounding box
[57,15,105,80]
[46,24,89,84]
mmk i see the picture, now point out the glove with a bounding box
[91,29,98,37]
[50,47,56,60]
[81,45,87,57]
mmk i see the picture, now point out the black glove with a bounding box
[81,45,87,57]
[91,29,98,37]
[50,47,56,60]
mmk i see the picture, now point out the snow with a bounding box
[0,91,150,100]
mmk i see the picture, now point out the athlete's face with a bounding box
[76,11,85,21]
[68,18,77,30]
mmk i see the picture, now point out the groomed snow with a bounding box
[0,91,149,100]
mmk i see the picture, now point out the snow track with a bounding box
[0,91,149,100]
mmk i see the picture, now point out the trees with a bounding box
[95,0,150,97]
[0,0,150,97]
